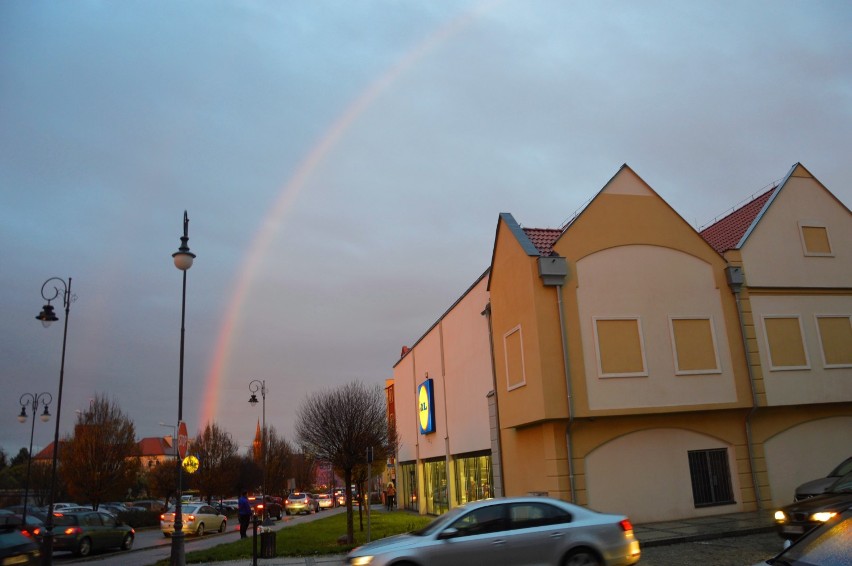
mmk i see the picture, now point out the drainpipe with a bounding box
[538,256,576,503]
[726,265,763,510]
[481,302,505,497]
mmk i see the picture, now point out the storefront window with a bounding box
[423,458,448,515]
[454,452,493,505]
[399,462,418,512]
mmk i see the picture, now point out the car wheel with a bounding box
[219,520,227,533]
[563,549,603,566]
[76,537,92,557]
[122,533,134,550]
[197,523,205,536]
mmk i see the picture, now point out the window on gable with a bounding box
[800,224,833,256]
[763,316,810,370]
[816,315,852,368]
[594,317,647,377]
[503,325,526,390]
[670,317,721,375]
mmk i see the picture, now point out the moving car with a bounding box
[754,506,851,566]
[51,511,135,557]
[250,495,283,520]
[285,493,318,515]
[0,527,40,565]
[775,471,852,541]
[0,514,43,537]
[794,456,852,501]
[316,493,335,510]
[160,503,227,537]
[346,496,640,566]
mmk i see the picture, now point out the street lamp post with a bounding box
[248,380,267,522]
[35,276,73,566]
[17,392,52,527]
[170,211,196,566]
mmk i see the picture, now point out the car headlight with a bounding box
[811,511,837,522]
[774,510,787,522]
[350,556,374,565]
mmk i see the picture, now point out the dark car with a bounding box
[250,495,283,520]
[346,496,640,566]
[51,510,135,557]
[0,527,40,565]
[754,506,851,566]
[775,471,852,541]
[0,513,44,537]
[794,456,852,501]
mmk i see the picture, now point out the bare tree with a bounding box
[295,381,396,543]
[263,426,294,496]
[190,422,239,503]
[60,394,139,508]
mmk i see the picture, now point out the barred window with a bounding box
[688,448,735,508]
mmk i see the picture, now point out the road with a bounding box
[57,507,347,566]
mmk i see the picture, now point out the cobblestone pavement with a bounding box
[639,531,782,565]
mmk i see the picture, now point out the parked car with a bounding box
[0,514,43,537]
[795,456,852,501]
[285,493,318,515]
[0,526,40,565]
[775,471,852,541]
[128,499,166,512]
[345,496,641,566]
[160,503,227,537]
[755,506,851,566]
[51,510,135,557]
[316,493,335,511]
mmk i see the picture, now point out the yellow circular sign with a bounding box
[418,383,430,432]
[182,455,200,474]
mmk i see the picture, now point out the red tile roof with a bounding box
[699,186,777,253]
[137,437,175,457]
[523,228,563,256]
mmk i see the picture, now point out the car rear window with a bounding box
[53,514,78,526]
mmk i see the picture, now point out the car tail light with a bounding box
[619,519,634,533]
[257,504,265,511]
[187,514,195,522]
[160,514,166,520]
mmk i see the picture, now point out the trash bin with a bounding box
[260,531,276,558]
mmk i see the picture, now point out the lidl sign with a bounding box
[418,378,435,435]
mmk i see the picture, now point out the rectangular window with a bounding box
[423,459,448,515]
[670,317,721,375]
[688,448,735,508]
[816,315,852,368]
[594,317,647,377]
[503,325,526,390]
[764,316,810,370]
[398,462,418,512]
[800,224,833,256]
[454,452,493,505]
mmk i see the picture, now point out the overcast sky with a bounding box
[2,1,851,460]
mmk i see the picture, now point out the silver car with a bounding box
[346,496,640,566]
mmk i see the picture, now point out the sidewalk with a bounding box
[201,509,776,565]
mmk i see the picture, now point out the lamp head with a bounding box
[173,210,196,271]
[36,303,58,328]
[248,393,259,407]
[40,405,51,423]
[18,406,27,423]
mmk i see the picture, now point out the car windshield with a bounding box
[829,457,852,478]
[52,514,78,526]
[826,472,852,494]
[411,506,468,537]
[290,494,307,500]
[774,513,851,564]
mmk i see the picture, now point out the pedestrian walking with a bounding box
[238,491,252,539]
[386,482,396,511]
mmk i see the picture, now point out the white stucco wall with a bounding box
[577,245,738,410]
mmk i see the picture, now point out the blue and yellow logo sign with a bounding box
[418,378,435,435]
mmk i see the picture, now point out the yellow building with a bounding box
[393,163,852,523]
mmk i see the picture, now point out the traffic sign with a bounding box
[182,455,199,474]
[177,421,189,459]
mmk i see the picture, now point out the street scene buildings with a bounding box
[390,162,852,523]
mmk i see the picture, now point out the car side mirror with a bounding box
[438,527,460,540]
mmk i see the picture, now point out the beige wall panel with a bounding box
[586,428,743,523]
[741,176,852,288]
[751,294,852,405]
[577,245,738,409]
[441,276,494,455]
[763,416,852,507]
[394,354,418,463]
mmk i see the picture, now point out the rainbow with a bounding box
[199,2,497,427]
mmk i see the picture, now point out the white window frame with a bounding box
[762,314,811,371]
[668,315,723,376]
[798,221,834,257]
[503,325,526,391]
[814,314,852,369]
[592,316,648,378]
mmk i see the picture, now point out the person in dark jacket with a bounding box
[238,491,252,538]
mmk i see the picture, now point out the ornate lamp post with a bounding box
[248,379,267,518]
[35,276,73,566]
[170,211,195,566]
[17,392,52,527]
